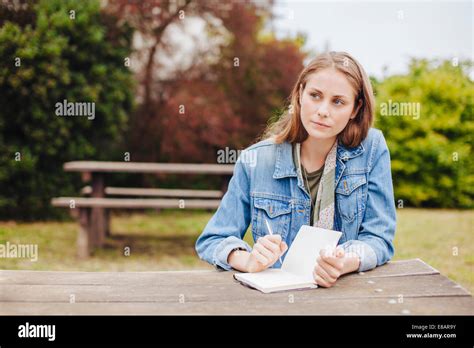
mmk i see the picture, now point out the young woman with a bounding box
[195,51,396,288]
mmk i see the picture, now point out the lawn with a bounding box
[0,208,472,293]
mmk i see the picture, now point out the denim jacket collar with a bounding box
[273,140,365,179]
[336,142,365,161]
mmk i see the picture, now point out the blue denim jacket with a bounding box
[195,128,396,273]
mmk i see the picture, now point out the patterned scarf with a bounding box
[295,140,337,229]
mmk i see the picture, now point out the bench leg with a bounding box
[90,173,106,247]
[91,208,106,246]
[104,209,110,236]
[77,208,92,259]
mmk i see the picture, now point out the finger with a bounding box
[258,236,280,254]
[254,243,273,262]
[320,248,332,258]
[251,248,269,265]
[280,242,288,254]
[316,257,341,279]
[335,247,345,258]
[313,272,331,288]
[264,234,282,244]
[322,256,344,270]
[254,243,274,262]
[320,250,344,270]
[315,262,337,283]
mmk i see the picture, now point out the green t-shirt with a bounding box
[292,144,325,225]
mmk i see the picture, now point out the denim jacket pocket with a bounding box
[336,174,367,223]
[251,196,292,241]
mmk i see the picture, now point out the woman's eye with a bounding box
[334,98,344,105]
[310,93,320,99]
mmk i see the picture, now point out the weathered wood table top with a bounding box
[0,259,472,315]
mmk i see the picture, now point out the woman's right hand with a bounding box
[245,234,288,273]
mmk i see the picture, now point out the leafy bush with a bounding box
[374,59,473,208]
[0,0,134,220]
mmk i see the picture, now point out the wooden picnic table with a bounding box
[52,161,235,258]
[0,259,472,315]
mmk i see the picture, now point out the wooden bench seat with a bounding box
[80,186,223,198]
[64,161,234,174]
[51,197,222,259]
[52,197,222,209]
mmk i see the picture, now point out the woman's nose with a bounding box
[317,103,330,118]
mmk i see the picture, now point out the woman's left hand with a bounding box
[313,247,346,288]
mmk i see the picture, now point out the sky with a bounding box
[272,0,473,78]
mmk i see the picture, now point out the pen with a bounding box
[264,218,284,265]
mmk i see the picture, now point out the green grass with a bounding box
[0,208,472,293]
[391,209,473,294]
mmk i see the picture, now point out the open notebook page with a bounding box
[235,269,309,288]
[281,226,343,282]
[234,226,342,291]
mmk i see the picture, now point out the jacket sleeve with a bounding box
[195,154,252,271]
[341,130,396,272]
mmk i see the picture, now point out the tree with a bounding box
[106,0,305,163]
[374,59,473,208]
[0,0,134,219]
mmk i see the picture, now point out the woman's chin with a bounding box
[306,128,335,140]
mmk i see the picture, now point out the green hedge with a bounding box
[374,59,473,208]
[0,0,134,220]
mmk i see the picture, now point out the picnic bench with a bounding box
[51,161,234,258]
[0,259,472,315]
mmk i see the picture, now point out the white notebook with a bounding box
[233,225,342,293]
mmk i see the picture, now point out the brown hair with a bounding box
[262,51,374,148]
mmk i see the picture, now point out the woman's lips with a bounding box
[311,120,331,128]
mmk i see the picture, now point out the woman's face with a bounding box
[299,67,359,141]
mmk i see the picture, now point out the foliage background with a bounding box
[374,59,473,208]
[0,0,472,221]
[0,0,134,219]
